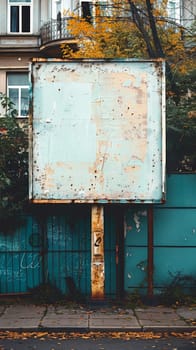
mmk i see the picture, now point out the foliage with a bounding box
[62,16,147,59]
[61,1,195,73]
[123,290,145,309]
[160,272,196,306]
[0,93,28,233]
[61,0,196,172]
[167,70,196,172]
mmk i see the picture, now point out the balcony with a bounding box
[40,17,78,57]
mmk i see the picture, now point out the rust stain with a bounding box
[91,205,105,299]
[91,264,105,299]
[39,165,56,194]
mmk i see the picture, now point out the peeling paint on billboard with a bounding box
[29,59,165,203]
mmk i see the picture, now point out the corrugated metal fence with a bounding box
[0,216,42,294]
[0,174,196,297]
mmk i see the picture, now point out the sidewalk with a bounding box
[0,303,196,332]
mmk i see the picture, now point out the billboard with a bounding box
[29,59,165,203]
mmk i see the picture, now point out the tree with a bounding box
[61,0,196,172]
[62,1,194,73]
[166,69,196,172]
[0,93,28,232]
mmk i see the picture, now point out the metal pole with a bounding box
[147,205,154,298]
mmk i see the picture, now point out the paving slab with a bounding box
[90,309,135,318]
[176,307,196,320]
[135,306,175,313]
[1,304,46,318]
[41,306,89,329]
[89,310,140,330]
[135,306,189,330]
[0,318,40,329]
[47,305,87,315]
[0,306,6,315]
[0,305,46,330]
[176,307,196,327]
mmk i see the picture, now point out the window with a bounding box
[80,1,110,22]
[167,0,180,22]
[7,73,29,118]
[8,0,32,34]
[168,1,176,19]
[81,1,93,22]
[52,0,62,20]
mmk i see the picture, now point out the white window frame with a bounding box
[79,1,93,18]
[7,73,29,118]
[79,0,111,18]
[8,0,33,34]
[52,0,62,20]
[168,1,176,19]
[167,0,180,22]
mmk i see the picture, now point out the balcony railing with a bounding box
[40,17,74,45]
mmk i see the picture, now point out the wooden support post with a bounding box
[91,205,105,300]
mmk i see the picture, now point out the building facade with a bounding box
[0,0,195,119]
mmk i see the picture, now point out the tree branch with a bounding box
[127,0,156,57]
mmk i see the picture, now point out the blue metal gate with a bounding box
[0,207,92,296]
[0,216,42,294]
[0,206,121,298]
[104,206,124,299]
[46,206,91,296]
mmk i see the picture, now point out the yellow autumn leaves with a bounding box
[60,0,195,75]
[62,16,146,59]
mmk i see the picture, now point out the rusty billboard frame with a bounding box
[29,58,166,204]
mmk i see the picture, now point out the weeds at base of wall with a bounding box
[160,272,196,307]
[121,273,196,309]
[121,290,145,309]
[28,283,64,305]
[2,273,196,308]
[28,282,86,306]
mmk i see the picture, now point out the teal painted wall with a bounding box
[124,208,148,294]
[0,216,42,294]
[124,174,196,295]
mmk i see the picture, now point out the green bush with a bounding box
[0,93,28,233]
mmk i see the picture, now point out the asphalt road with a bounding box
[0,336,195,350]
